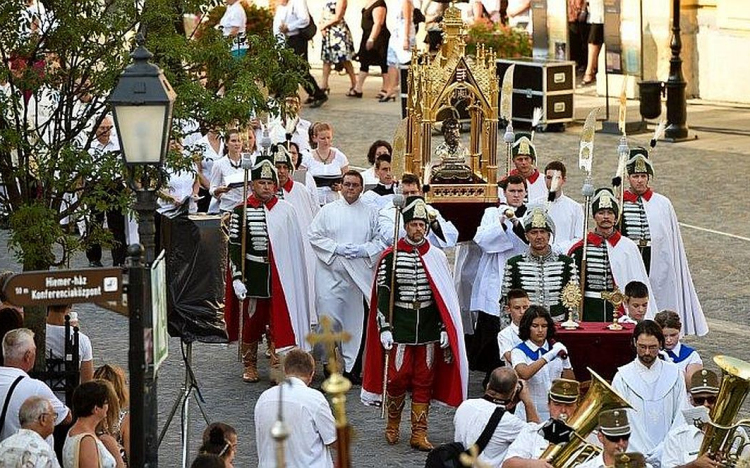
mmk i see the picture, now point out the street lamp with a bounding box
[108,34,176,468]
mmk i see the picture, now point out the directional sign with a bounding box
[2,268,123,307]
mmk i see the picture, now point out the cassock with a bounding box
[279,177,320,325]
[361,239,468,407]
[623,189,707,336]
[470,206,527,316]
[568,232,659,322]
[378,202,458,249]
[224,196,312,350]
[530,194,584,254]
[308,197,384,372]
[360,183,394,211]
[612,358,687,466]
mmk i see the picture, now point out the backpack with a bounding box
[424,407,505,468]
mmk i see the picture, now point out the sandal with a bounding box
[346,88,363,98]
[375,89,387,99]
[580,73,596,86]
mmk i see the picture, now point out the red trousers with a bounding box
[387,344,436,403]
[241,298,271,343]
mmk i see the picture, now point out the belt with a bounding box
[394,300,434,310]
[584,291,606,299]
[637,239,651,248]
[246,253,269,263]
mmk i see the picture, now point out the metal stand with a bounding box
[158,341,210,468]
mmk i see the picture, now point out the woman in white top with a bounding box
[510,306,574,421]
[63,381,124,468]
[361,140,392,186]
[306,122,349,205]
[382,0,415,101]
[209,129,248,213]
[192,129,223,213]
[219,0,248,57]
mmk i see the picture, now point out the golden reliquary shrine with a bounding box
[392,4,501,240]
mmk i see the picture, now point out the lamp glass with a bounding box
[113,104,168,165]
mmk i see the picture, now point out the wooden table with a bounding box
[555,322,636,382]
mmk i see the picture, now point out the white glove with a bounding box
[439,331,449,349]
[380,330,394,350]
[334,244,348,256]
[659,349,671,361]
[345,244,368,259]
[543,342,567,362]
[233,279,247,301]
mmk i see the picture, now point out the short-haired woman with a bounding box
[510,305,574,421]
[62,380,125,468]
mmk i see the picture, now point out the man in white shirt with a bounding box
[85,116,126,267]
[612,320,688,467]
[378,173,458,249]
[454,367,541,467]
[0,396,60,468]
[661,369,723,467]
[503,378,583,467]
[0,329,71,450]
[45,304,94,401]
[308,170,385,383]
[529,161,584,254]
[254,349,336,467]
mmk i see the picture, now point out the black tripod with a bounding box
[158,341,210,468]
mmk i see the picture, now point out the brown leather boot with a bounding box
[268,341,283,384]
[384,393,406,444]
[409,402,434,451]
[241,342,259,383]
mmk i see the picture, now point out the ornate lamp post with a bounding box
[108,35,176,468]
[664,0,689,140]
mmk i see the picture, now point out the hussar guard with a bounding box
[506,132,546,202]
[620,146,707,336]
[502,207,579,322]
[568,188,657,322]
[361,195,468,451]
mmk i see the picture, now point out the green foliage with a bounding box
[465,22,532,58]
[0,0,309,270]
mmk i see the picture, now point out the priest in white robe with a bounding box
[308,170,386,381]
[530,161,584,254]
[620,148,707,336]
[273,144,319,325]
[612,320,688,467]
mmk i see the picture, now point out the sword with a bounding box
[381,190,405,419]
[238,151,253,360]
[578,108,600,321]
[500,65,515,177]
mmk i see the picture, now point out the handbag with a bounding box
[298,14,317,41]
[424,406,505,468]
[73,433,104,468]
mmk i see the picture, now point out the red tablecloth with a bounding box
[555,322,636,382]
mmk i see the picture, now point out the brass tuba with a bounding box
[698,355,750,464]
[540,369,633,468]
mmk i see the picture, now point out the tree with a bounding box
[0,0,308,272]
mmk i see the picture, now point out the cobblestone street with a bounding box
[1,72,749,467]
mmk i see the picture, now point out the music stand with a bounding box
[158,341,210,468]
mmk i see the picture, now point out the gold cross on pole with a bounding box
[306,316,351,375]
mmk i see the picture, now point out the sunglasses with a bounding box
[604,433,630,443]
[693,396,717,405]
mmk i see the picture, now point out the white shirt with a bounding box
[268,117,312,154]
[45,324,94,402]
[272,0,310,37]
[454,399,530,467]
[497,323,521,365]
[191,134,224,178]
[511,340,572,421]
[661,423,702,467]
[0,367,69,449]
[361,166,378,186]
[0,428,60,468]
[158,166,198,215]
[219,1,248,51]
[665,342,703,375]
[208,155,244,212]
[306,148,349,206]
[254,377,336,468]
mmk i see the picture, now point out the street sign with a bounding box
[2,268,123,307]
[150,252,168,372]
